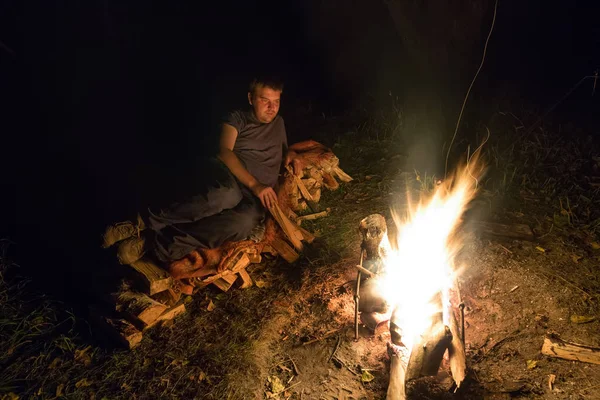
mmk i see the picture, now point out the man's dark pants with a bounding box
[144,159,264,262]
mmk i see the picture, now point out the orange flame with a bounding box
[380,156,485,348]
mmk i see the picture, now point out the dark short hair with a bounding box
[249,76,284,95]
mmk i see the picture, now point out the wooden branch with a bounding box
[296,224,316,243]
[113,291,167,328]
[355,264,375,277]
[541,334,600,365]
[129,258,173,295]
[269,203,303,251]
[472,221,535,241]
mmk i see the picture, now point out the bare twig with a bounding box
[302,329,340,346]
[328,335,342,363]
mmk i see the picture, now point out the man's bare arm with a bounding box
[218,123,278,208]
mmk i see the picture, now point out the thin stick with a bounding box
[287,354,301,375]
[354,249,366,341]
[328,335,342,362]
[354,264,374,277]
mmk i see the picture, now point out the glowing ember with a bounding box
[380,157,484,349]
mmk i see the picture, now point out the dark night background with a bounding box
[0,1,598,302]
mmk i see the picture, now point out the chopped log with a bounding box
[359,214,388,260]
[152,288,181,307]
[145,303,186,329]
[296,224,316,243]
[114,291,167,327]
[91,311,143,349]
[541,334,600,365]
[472,221,535,241]
[248,253,262,264]
[129,258,173,295]
[270,236,299,263]
[405,323,453,381]
[321,172,339,190]
[387,343,408,400]
[332,166,353,182]
[212,273,238,292]
[287,166,315,202]
[238,269,253,288]
[262,244,277,256]
[269,203,303,251]
[448,309,467,389]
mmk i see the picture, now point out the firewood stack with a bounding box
[96,140,352,349]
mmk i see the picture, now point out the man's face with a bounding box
[248,85,281,124]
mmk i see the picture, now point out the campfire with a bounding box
[355,157,485,399]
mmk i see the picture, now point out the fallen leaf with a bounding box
[74,346,92,366]
[570,315,596,324]
[48,357,62,370]
[535,246,546,253]
[571,254,583,263]
[197,370,207,382]
[3,393,19,400]
[526,360,538,370]
[268,376,285,394]
[55,384,64,397]
[361,370,375,383]
[75,378,92,388]
[207,300,215,312]
[255,279,271,288]
[590,242,600,250]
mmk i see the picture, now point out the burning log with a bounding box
[406,323,452,381]
[387,343,409,400]
[448,307,467,389]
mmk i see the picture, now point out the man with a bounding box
[103,76,297,265]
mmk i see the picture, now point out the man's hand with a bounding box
[251,182,278,209]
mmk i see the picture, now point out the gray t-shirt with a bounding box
[224,110,288,188]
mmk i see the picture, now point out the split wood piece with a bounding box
[212,273,238,292]
[152,288,182,307]
[447,309,467,389]
[113,291,167,328]
[359,214,388,260]
[269,203,304,251]
[332,166,353,183]
[472,221,535,241]
[198,253,252,287]
[541,334,600,365]
[296,224,316,243]
[129,258,173,295]
[248,253,262,264]
[287,166,315,202]
[91,311,143,349]
[238,269,253,289]
[405,323,453,381]
[269,236,299,263]
[387,344,408,400]
[262,244,278,256]
[321,172,339,190]
[145,303,186,330]
[296,209,330,223]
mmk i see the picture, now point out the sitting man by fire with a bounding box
[102,76,352,293]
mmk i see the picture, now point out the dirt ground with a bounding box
[2,114,600,400]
